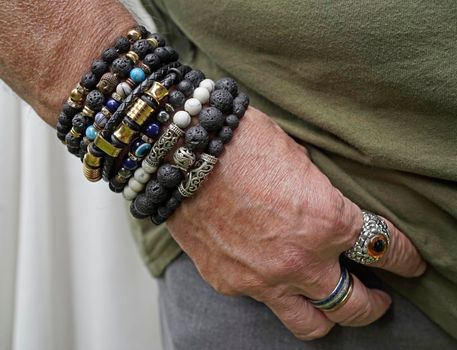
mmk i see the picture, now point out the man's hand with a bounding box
[167,107,426,340]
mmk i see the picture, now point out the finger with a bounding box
[370,216,427,277]
[265,294,335,341]
[339,198,426,277]
[324,274,392,327]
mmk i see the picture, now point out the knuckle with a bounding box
[211,279,239,296]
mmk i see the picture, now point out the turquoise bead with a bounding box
[85,125,97,141]
[134,143,152,157]
[129,68,146,84]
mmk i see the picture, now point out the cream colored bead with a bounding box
[122,186,138,201]
[199,79,215,93]
[133,167,151,184]
[173,110,191,128]
[193,87,210,104]
[142,161,158,174]
[184,98,202,116]
[128,177,144,193]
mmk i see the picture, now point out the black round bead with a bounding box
[150,33,166,47]
[154,47,171,63]
[133,193,157,216]
[65,133,80,148]
[63,102,79,117]
[85,90,105,111]
[115,36,130,53]
[218,126,233,144]
[184,70,206,87]
[143,53,161,70]
[199,107,224,132]
[233,103,246,118]
[58,111,73,127]
[165,196,180,211]
[112,57,133,78]
[109,179,125,193]
[185,125,209,151]
[172,189,185,203]
[224,114,239,130]
[80,72,98,90]
[215,77,238,97]
[176,80,194,97]
[80,137,90,154]
[132,39,151,59]
[129,201,149,219]
[157,205,173,218]
[164,46,179,61]
[102,47,119,63]
[209,89,233,114]
[91,59,109,77]
[157,164,183,188]
[207,138,225,157]
[150,211,167,225]
[135,25,150,39]
[72,113,88,133]
[56,122,68,134]
[57,131,66,142]
[145,180,170,204]
[168,90,186,108]
[234,92,250,109]
[67,146,80,156]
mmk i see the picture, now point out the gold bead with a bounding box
[84,151,102,167]
[127,29,141,42]
[70,127,81,138]
[70,88,84,103]
[146,37,159,49]
[126,98,155,126]
[101,107,112,117]
[82,105,95,118]
[113,122,138,144]
[111,92,123,102]
[94,134,122,157]
[67,97,83,109]
[97,73,119,95]
[144,82,169,104]
[82,164,102,182]
[140,63,151,75]
[76,83,89,95]
[126,51,140,65]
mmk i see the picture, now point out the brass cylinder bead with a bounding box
[146,37,159,49]
[126,98,155,126]
[82,105,95,118]
[127,29,141,42]
[67,97,83,109]
[113,122,138,145]
[144,82,169,104]
[126,51,140,65]
[83,164,102,182]
[70,88,84,103]
[70,128,81,138]
[94,134,122,157]
[84,152,102,167]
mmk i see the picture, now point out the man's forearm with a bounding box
[0,0,136,126]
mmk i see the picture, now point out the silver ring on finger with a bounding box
[308,266,353,311]
[344,210,391,265]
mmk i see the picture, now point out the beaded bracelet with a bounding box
[57,26,147,150]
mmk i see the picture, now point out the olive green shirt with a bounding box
[130,0,457,338]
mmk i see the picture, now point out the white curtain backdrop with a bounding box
[0,2,164,350]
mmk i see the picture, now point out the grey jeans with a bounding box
[158,254,456,350]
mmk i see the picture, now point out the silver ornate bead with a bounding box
[143,123,184,168]
[173,147,196,171]
[178,153,218,198]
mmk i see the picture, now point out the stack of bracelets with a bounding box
[56,25,249,225]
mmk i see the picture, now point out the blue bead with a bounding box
[135,143,151,157]
[105,98,120,113]
[144,122,160,138]
[94,112,108,128]
[85,125,97,141]
[123,157,137,170]
[130,67,146,84]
